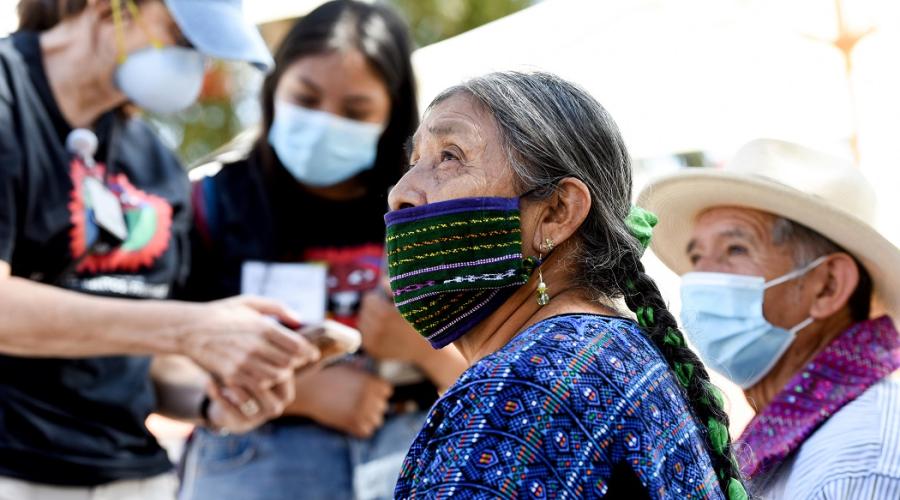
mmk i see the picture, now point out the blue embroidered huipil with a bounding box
[395,314,724,499]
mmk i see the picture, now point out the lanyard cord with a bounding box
[111,0,163,65]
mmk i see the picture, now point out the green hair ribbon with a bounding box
[707,417,729,456]
[727,478,749,500]
[663,327,685,348]
[636,306,654,327]
[626,205,659,254]
[674,362,694,388]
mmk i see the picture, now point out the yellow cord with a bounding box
[125,0,163,50]
[112,0,164,65]
[111,0,128,64]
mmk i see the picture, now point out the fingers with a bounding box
[250,386,282,418]
[238,354,292,389]
[372,377,394,400]
[250,342,295,372]
[352,376,392,438]
[263,324,321,367]
[272,378,296,407]
[207,382,245,424]
[220,385,260,417]
[237,295,302,329]
[216,379,293,426]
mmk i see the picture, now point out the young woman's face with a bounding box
[274,49,392,126]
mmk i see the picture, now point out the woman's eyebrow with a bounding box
[297,76,322,93]
[342,94,374,105]
[427,121,465,138]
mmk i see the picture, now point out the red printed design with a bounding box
[303,243,384,327]
[69,158,173,274]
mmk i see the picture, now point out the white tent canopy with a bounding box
[412,0,899,161]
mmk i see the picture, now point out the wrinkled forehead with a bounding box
[411,93,498,151]
[690,206,781,246]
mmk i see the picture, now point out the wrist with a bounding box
[160,302,205,357]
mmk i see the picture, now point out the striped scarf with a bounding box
[384,197,535,348]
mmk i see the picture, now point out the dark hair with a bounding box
[772,216,873,321]
[17,0,151,31]
[431,72,747,499]
[254,0,418,196]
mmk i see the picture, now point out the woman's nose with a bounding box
[387,169,427,212]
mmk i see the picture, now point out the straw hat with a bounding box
[636,138,900,320]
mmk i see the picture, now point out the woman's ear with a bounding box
[528,177,591,255]
[89,0,115,22]
[809,252,860,320]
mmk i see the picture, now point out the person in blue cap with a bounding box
[0,1,318,498]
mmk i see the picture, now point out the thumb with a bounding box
[238,295,302,328]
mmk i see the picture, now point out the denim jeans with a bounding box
[179,412,426,500]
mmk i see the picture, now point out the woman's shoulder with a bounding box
[462,313,660,387]
[443,312,687,432]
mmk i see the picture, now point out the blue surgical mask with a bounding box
[679,256,826,389]
[268,101,385,187]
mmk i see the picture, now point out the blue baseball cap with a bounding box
[164,0,274,71]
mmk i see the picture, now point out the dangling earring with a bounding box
[536,238,554,306]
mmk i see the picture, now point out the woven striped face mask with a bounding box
[384,197,539,348]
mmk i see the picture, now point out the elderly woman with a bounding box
[385,72,748,499]
[639,139,900,499]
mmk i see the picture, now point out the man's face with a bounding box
[686,207,814,330]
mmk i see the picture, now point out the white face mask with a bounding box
[109,0,206,114]
[679,256,827,389]
[114,46,206,114]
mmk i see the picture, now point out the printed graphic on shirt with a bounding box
[303,243,383,327]
[69,158,172,274]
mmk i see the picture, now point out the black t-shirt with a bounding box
[183,154,388,326]
[0,32,190,485]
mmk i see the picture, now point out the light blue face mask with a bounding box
[268,100,385,187]
[679,256,827,389]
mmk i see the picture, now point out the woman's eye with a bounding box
[727,245,748,256]
[689,253,701,265]
[294,95,318,108]
[440,150,459,163]
[344,108,373,121]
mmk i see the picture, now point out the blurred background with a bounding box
[2,0,898,457]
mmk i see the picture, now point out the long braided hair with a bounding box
[429,72,747,499]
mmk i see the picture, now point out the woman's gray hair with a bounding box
[428,71,748,499]
[430,71,640,298]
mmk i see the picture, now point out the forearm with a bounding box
[414,344,468,393]
[0,275,199,357]
[282,369,319,417]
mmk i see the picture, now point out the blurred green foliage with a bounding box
[388,0,534,48]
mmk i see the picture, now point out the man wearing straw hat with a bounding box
[638,139,900,499]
